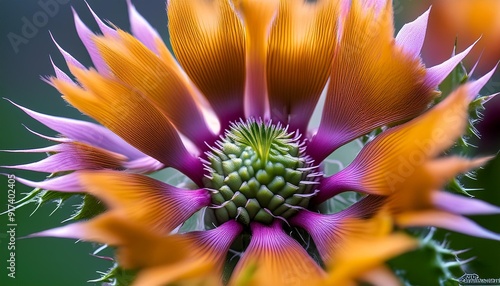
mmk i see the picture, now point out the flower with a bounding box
[4,0,500,285]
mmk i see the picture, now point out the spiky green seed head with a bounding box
[203,119,320,226]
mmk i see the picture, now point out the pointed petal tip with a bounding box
[468,64,499,98]
[24,223,86,240]
[425,40,478,88]
[433,191,500,216]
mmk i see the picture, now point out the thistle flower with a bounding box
[4,0,500,285]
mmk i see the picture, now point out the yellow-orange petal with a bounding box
[74,212,190,268]
[233,0,280,118]
[132,259,220,286]
[267,0,339,132]
[291,195,388,263]
[85,216,241,285]
[324,233,417,285]
[310,0,434,160]
[93,31,213,146]
[168,0,246,124]
[357,265,401,286]
[386,156,490,213]
[51,67,203,180]
[78,170,210,235]
[229,221,325,286]
[318,82,476,202]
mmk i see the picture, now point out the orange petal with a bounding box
[291,195,388,263]
[229,221,325,286]
[79,212,190,269]
[325,233,417,285]
[78,170,211,235]
[233,0,280,118]
[358,265,401,286]
[51,67,203,181]
[93,31,213,146]
[267,0,340,132]
[318,83,476,202]
[386,156,490,213]
[132,259,219,286]
[310,0,434,160]
[168,0,246,124]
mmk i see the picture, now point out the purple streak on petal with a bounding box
[50,31,85,70]
[399,211,500,240]
[84,0,117,37]
[49,56,74,84]
[424,41,477,88]
[432,191,500,215]
[72,8,109,75]
[308,128,353,162]
[192,220,243,251]
[395,8,430,58]
[12,173,82,192]
[126,0,160,54]
[362,0,385,14]
[2,141,127,174]
[467,65,498,99]
[291,195,385,261]
[2,144,122,173]
[124,156,164,174]
[7,99,145,160]
[24,222,86,240]
[313,167,363,204]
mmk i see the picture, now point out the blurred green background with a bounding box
[0,1,499,285]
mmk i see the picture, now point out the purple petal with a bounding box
[127,0,160,54]
[12,173,82,192]
[1,145,63,153]
[7,99,145,160]
[397,211,500,240]
[2,143,126,173]
[432,191,500,215]
[424,40,477,88]
[50,32,85,70]
[124,156,164,174]
[291,195,385,261]
[72,8,109,75]
[22,125,71,143]
[313,167,364,204]
[24,222,86,240]
[229,220,325,284]
[395,8,431,58]
[84,0,117,37]
[467,65,498,99]
[192,220,243,251]
[49,56,74,84]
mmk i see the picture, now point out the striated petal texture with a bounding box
[310,0,434,161]
[267,0,339,132]
[229,221,325,285]
[291,195,386,262]
[93,30,214,147]
[51,66,203,181]
[317,72,495,203]
[168,0,246,125]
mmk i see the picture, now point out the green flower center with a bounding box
[203,119,320,226]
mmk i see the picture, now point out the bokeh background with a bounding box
[0,0,499,285]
